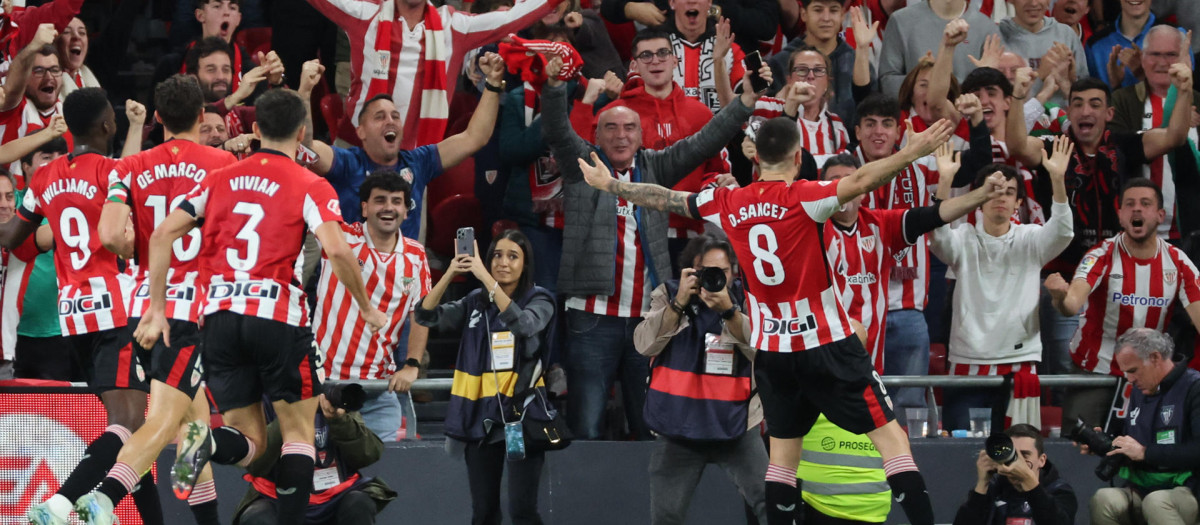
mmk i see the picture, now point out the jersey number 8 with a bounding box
[749,224,785,285]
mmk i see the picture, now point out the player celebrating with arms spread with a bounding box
[578,116,954,525]
[135,89,387,525]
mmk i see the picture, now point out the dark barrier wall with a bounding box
[157,439,1110,524]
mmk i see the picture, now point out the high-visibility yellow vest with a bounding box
[796,415,891,523]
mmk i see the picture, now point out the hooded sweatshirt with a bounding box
[607,78,729,239]
[998,16,1088,107]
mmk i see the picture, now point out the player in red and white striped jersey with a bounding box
[579,116,956,525]
[821,153,1004,372]
[315,171,431,441]
[134,90,387,520]
[10,88,164,525]
[667,10,745,113]
[77,76,238,525]
[1045,179,1200,428]
[752,46,851,169]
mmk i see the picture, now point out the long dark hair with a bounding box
[487,229,536,298]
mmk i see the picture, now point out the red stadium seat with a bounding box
[320,93,344,143]
[426,194,483,257]
[928,343,948,375]
[491,219,519,239]
[235,27,273,62]
[426,157,475,207]
[604,20,635,64]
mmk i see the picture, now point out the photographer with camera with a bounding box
[1086,328,1200,525]
[953,424,1077,525]
[633,234,768,525]
[233,388,395,525]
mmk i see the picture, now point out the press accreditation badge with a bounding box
[704,333,734,375]
[1157,430,1177,445]
[313,466,341,491]
[491,331,515,371]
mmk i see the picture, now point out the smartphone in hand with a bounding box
[743,51,769,93]
[456,227,475,256]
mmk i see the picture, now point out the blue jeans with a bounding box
[942,387,1003,432]
[520,225,563,294]
[360,390,417,441]
[884,309,930,426]
[1039,288,1079,376]
[564,309,651,440]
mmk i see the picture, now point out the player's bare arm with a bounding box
[836,118,955,205]
[314,221,388,332]
[135,208,199,349]
[98,200,135,259]
[578,152,698,219]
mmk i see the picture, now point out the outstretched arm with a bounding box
[836,119,955,204]
[579,152,698,219]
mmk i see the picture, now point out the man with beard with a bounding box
[183,36,283,137]
[0,25,66,151]
[1045,178,1200,439]
[198,105,229,148]
[155,0,262,101]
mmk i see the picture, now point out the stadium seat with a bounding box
[604,20,635,64]
[928,343,948,375]
[235,27,272,61]
[426,194,483,258]
[491,219,519,239]
[320,92,344,143]
[426,157,476,207]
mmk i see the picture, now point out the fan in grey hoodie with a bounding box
[998,0,1088,107]
[878,0,1000,98]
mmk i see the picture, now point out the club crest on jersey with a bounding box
[760,313,818,336]
[1165,270,1177,285]
[59,293,113,315]
[858,235,876,253]
[327,199,342,216]
[208,280,281,300]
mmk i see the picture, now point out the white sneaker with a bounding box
[74,492,116,525]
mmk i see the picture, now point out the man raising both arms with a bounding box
[134,89,387,525]
[578,115,954,525]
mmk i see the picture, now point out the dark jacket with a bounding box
[598,0,779,54]
[1111,363,1200,480]
[233,411,395,523]
[952,459,1077,525]
[1108,81,1200,237]
[541,82,752,297]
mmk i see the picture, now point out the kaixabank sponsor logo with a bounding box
[0,414,86,522]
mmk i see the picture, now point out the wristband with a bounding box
[402,357,421,370]
[670,300,686,314]
[720,306,738,320]
[489,281,499,303]
[485,80,506,93]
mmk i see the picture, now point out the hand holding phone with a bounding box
[743,51,769,94]
[456,227,475,256]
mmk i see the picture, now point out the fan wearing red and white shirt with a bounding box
[315,171,431,442]
[78,75,239,523]
[751,47,851,169]
[1045,179,1200,431]
[577,116,956,525]
[821,152,1003,373]
[0,25,70,172]
[4,88,162,525]
[665,5,745,113]
[134,90,387,521]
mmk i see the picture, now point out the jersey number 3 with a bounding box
[227,202,264,271]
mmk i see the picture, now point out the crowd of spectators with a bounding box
[6,0,1200,520]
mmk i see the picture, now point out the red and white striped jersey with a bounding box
[854,146,937,311]
[0,97,68,185]
[108,140,237,321]
[670,34,746,113]
[751,98,850,167]
[19,152,132,335]
[825,207,911,370]
[1070,234,1200,375]
[307,0,562,149]
[693,179,854,352]
[951,361,1035,376]
[317,223,430,381]
[840,0,887,71]
[181,150,344,327]
[0,238,38,361]
[1138,93,1195,241]
[565,168,651,317]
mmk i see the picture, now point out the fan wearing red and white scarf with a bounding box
[498,34,583,126]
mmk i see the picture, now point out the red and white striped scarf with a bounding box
[368,2,449,146]
[499,35,584,125]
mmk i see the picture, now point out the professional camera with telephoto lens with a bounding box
[325,383,366,412]
[1066,418,1125,481]
[697,267,727,293]
[986,433,1017,465]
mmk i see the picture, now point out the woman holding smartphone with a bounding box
[415,229,558,525]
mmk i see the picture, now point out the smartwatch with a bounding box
[720,306,739,320]
[403,357,421,370]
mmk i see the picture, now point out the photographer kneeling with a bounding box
[633,234,768,525]
[1088,328,1200,525]
[953,424,1076,525]
[234,386,395,525]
